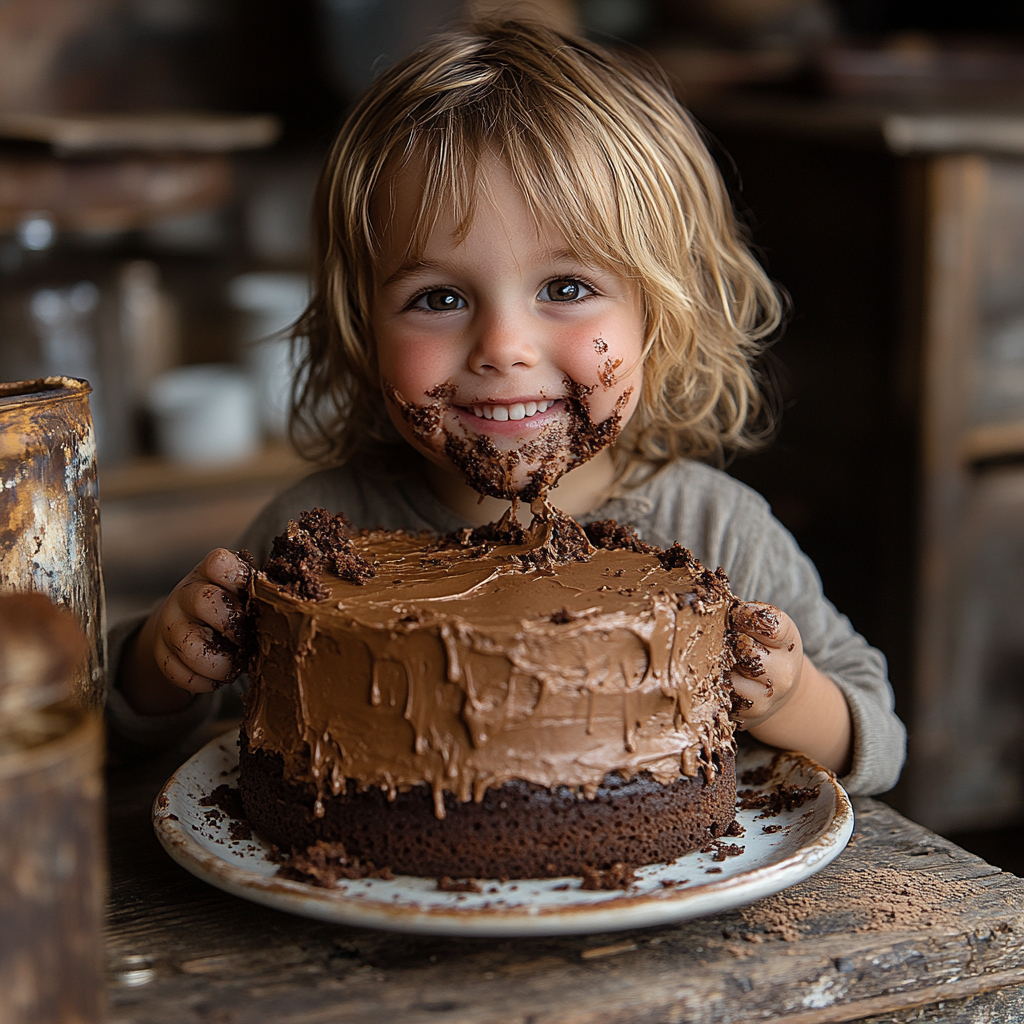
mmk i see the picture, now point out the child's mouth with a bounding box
[460,399,559,425]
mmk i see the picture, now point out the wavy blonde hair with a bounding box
[291,18,782,473]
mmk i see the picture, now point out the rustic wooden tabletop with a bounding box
[106,725,1024,1024]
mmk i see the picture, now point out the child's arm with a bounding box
[729,601,853,776]
[117,549,251,715]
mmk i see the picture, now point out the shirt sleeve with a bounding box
[104,611,224,759]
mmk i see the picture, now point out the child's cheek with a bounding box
[558,328,644,428]
[376,336,454,406]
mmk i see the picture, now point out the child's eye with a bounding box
[539,279,593,303]
[411,289,465,311]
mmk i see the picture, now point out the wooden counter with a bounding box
[106,724,1024,1024]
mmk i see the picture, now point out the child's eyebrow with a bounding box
[382,249,594,289]
[382,259,445,288]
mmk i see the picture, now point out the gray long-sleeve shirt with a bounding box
[107,459,905,794]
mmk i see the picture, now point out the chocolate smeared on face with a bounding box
[383,375,633,504]
[592,337,608,354]
[383,375,632,564]
[598,358,622,390]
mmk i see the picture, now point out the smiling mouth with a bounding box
[464,399,558,422]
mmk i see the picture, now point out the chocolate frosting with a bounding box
[245,529,737,819]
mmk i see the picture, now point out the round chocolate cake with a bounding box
[239,510,739,879]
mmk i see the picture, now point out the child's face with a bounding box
[371,152,645,497]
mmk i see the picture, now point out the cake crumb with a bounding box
[736,782,820,819]
[581,863,636,890]
[711,843,745,862]
[274,840,393,887]
[584,520,656,554]
[228,820,252,841]
[264,508,375,600]
[738,755,786,787]
[438,876,483,893]
[200,783,246,821]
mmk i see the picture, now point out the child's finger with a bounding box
[163,619,240,681]
[732,631,772,682]
[732,602,799,652]
[153,634,224,694]
[196,548,252,596]
[729,672,774,720]
[177,580,247,644]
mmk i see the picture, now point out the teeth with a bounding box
[471,399,555,420]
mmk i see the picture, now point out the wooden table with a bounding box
[106,725,1024,1024]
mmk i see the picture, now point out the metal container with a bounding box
[0,377,106,710]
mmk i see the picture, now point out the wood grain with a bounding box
[105,730,1024,1024]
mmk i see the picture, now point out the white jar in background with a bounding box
[148,364,259,465]
[228,272,309,438]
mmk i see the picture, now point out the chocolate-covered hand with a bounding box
[728,602,804,729]
[151,548,252,693]
[118,548,252,714]
[726,601,853,775]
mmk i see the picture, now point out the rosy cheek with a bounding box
[377,337,449,401]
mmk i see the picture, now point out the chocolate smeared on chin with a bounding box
[383,376,633,564]
[383,376,632,502]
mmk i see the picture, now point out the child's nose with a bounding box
[467,311,540,374]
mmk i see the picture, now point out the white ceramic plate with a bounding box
[153,732,852,937]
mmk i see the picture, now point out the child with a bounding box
[110,19,904,794]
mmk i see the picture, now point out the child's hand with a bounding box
[150,549,252,693]
[728,601,853,776]
[728,602,803,728]
[118,549,252,715]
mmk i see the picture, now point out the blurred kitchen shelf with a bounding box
[99,441,311,499]
[960,421,1024,465]
[0,154,233,234]
[689,94,1024,155]
[99,442,313,604]
[0,111,280,156]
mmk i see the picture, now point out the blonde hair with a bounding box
[292,19,782,472]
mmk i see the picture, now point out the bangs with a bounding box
[373,84,634,284]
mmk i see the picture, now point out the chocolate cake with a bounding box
[238,509,740,879]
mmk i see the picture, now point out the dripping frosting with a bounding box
[245,526,737,819]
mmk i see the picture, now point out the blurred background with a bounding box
[1,0,1023,865]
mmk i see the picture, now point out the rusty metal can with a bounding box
[0,377,106,710]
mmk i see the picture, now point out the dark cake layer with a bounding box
[239,733,736,878]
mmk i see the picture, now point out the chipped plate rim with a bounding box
[153,731,852,937]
